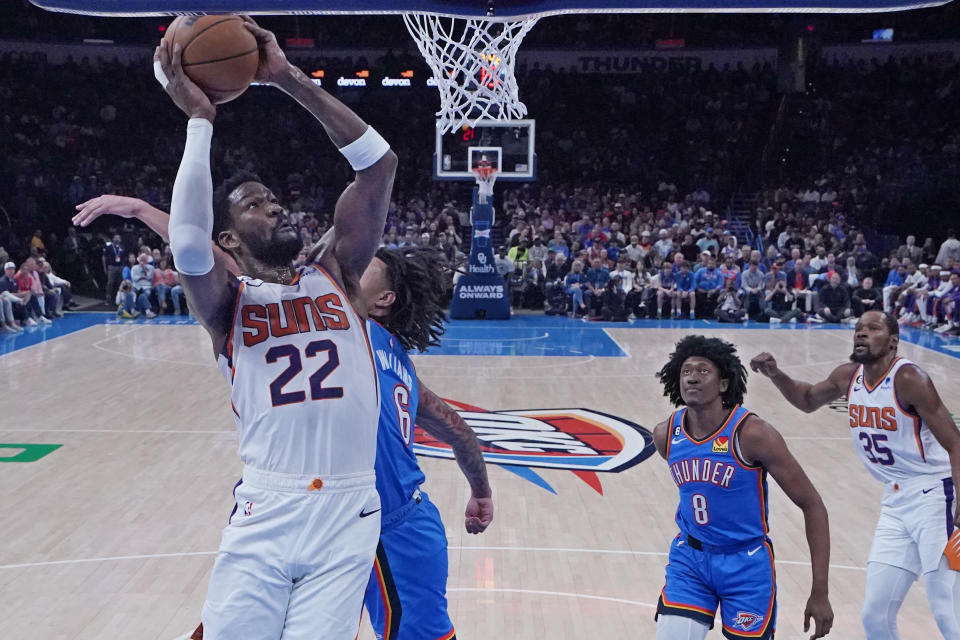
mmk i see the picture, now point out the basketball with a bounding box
[162,15,259,104]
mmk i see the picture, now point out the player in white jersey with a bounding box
[751,310,960,639]
[154,18,397,640]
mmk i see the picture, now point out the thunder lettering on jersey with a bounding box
[846,357,951,483]
[368,320,426,516]
[217,265,380,477]
[666,406,769,547]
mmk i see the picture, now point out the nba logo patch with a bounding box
[712,436,729,453]
[733,611,762,631]
[242,501,254,516]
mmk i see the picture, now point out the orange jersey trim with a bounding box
[664,409,680,460]
[225,280,245,382]
[659,588,717,617]
[374,557,394,640]
[863,357,901,393]
[682,405,740,445]
[435,629,457,640]
[890,364,926,462]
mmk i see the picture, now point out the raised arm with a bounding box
[896,365,960,528]
[154,40,238,352]
[73,196,240,276]
[738,416,833,639]
[750,353,855,414]
[243,18,397,296]
[415,379,493,534]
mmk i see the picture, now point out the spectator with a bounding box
[1,262,32,328]
[601,276,627,321]
[154,258,184,315]
[564,260,589,318]
[936,272,960,334]
[584,256,610,317]
[625,263,649,319]
[674,261,696,320]
[896,235,923,266]
[654,229,673,260]
[15,262,49,324]
[507,240,530,264]
[655,261,677,319]
[102,233,126,305]
[520,258,546,309]
[528,237,548,264]
[843,256,863,291]
[125,254,156,318]
[623,235,644,264]
[916,267,947,328]
[851,277,881,318]
[816,272,852,323]
[882,260,907,313]
[739,258,765,319]
[28,257,60,318]
[678,234,699,263]
[935,229,960,266]
[30,229,45,255]
[494,246,514,280]
[764,276,800,324]
[696,227,719,256]
[693,254,723,317]
[715,279,745,323]
[894,262,927,319]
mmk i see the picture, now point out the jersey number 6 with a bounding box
[393,384,413,446]
[265,340,343,407]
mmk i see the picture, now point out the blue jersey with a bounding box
[665,405,769,548]
[369,320,425,516]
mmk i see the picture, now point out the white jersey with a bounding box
[846,357,950,483]
[217,265,380,477]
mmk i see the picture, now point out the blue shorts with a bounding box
[656,535,778,639]
[363,492,455,640]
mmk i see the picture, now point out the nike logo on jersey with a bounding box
[922,487,937,494]
[746,546,762,556]
[359,507,381,518]
[671,437,685,444]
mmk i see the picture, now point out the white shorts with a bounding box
[868,473,956,576]
[201,466,381,640]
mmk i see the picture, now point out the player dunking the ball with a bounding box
[751,310,960,639]
[71,220,493,640]
[652,336,833,640]
[153,17,396,639]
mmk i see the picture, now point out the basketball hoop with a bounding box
[472,163,498,201]
[402,12,539,133]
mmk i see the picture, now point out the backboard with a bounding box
[28,0,955,16]
[435,119,535,181]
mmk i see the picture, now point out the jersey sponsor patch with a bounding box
[413,401,655,494]
[712,436,729,453]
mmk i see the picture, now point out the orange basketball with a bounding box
[162,15,259,105]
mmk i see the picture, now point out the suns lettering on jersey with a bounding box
[241,293,351,347]
[847,404,898,431]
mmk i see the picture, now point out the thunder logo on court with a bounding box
[413,399,655,494]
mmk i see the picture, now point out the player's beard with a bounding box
[849,347,883,364]
[246,225,304,268]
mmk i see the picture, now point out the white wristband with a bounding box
[338,126,390,172]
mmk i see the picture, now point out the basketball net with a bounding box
[473,162,498,202]
[402,13,539,133]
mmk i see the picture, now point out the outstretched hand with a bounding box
[465,496,494,534]
[73,195,145,228]
[241,16,292,86]
[153,39,216,121]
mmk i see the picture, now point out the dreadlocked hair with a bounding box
[656,335,748,408]
[375,247,450,353]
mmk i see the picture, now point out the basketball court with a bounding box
[1,316,958,639]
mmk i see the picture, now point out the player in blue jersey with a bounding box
[652,336,833,640]
[74,200,492,640]
[358,246,493,640]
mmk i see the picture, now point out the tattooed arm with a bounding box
[416,378,494,534]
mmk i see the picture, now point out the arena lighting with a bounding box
[157,24,165,32]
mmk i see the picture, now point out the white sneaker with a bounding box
[145,310,157,319]
[39,316,52,325]
[25,317,37,327]
[809,315,824,323]
[789,317,798,324]
[769,317,782,324]
[934,323,953,333]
